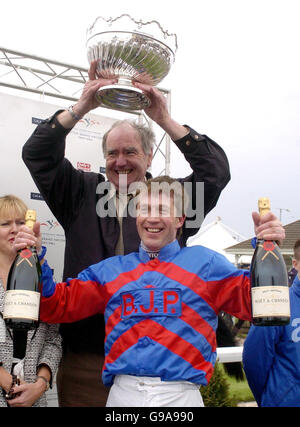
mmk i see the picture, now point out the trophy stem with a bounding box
[95,81,151,112]
[117,76,133,87]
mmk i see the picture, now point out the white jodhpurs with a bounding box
[106,375,204,407]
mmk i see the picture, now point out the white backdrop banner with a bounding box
[0,91,117,281]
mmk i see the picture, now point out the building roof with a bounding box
[225,220,300,260]
[188,217,246,262]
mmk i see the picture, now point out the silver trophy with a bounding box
[86,14,178,112]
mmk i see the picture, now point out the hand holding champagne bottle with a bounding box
[3,210,42,331]
[251,198,290,326]
[252,204,286,244]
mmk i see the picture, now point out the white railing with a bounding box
[216,346,243,363]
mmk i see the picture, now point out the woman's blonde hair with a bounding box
[0,195,27,220]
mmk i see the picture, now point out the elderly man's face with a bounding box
[105,123,152,191]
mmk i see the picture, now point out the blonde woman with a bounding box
[0,195,62,407]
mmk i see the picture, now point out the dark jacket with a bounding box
[22,111,230,353]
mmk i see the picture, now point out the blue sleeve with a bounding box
[293,274,300,286]
[41,259,104,298]
[41,260,56,297]
[206,251,252,320]
[243,325,280,406]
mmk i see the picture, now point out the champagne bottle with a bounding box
[3,210,41,330]
[251,198,290,326]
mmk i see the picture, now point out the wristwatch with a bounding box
[68,105,83,121]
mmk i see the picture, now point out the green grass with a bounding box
[201,361,255,407]
[222,364,255,406]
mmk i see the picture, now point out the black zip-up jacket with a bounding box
[22,111,230,354]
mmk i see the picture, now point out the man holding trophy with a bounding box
[22,15,231,406]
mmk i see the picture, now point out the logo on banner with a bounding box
[30,192,44,201]
[32,117,44,125]
[79,117,102,128]
[40,220,60,231]
[77,162,91,172]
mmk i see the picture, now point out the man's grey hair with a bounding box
[102,120,155,156]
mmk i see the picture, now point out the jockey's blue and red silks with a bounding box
[40,240,251,387]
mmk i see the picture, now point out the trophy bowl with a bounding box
[86,14,177,112]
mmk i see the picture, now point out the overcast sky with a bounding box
[1,0,299,237]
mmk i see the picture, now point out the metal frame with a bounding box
[0,46,171,175]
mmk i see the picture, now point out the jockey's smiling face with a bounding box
[137,191,185,252]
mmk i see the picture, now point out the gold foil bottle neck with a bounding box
[258,197,270,217]
[25,210,36,230]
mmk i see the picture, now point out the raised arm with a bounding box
[13,226,106,323]
[133,82,189,140]
[39,260,106,324]
[55,61,117,129]
[205,210,286,318]
[22,65,116,228]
